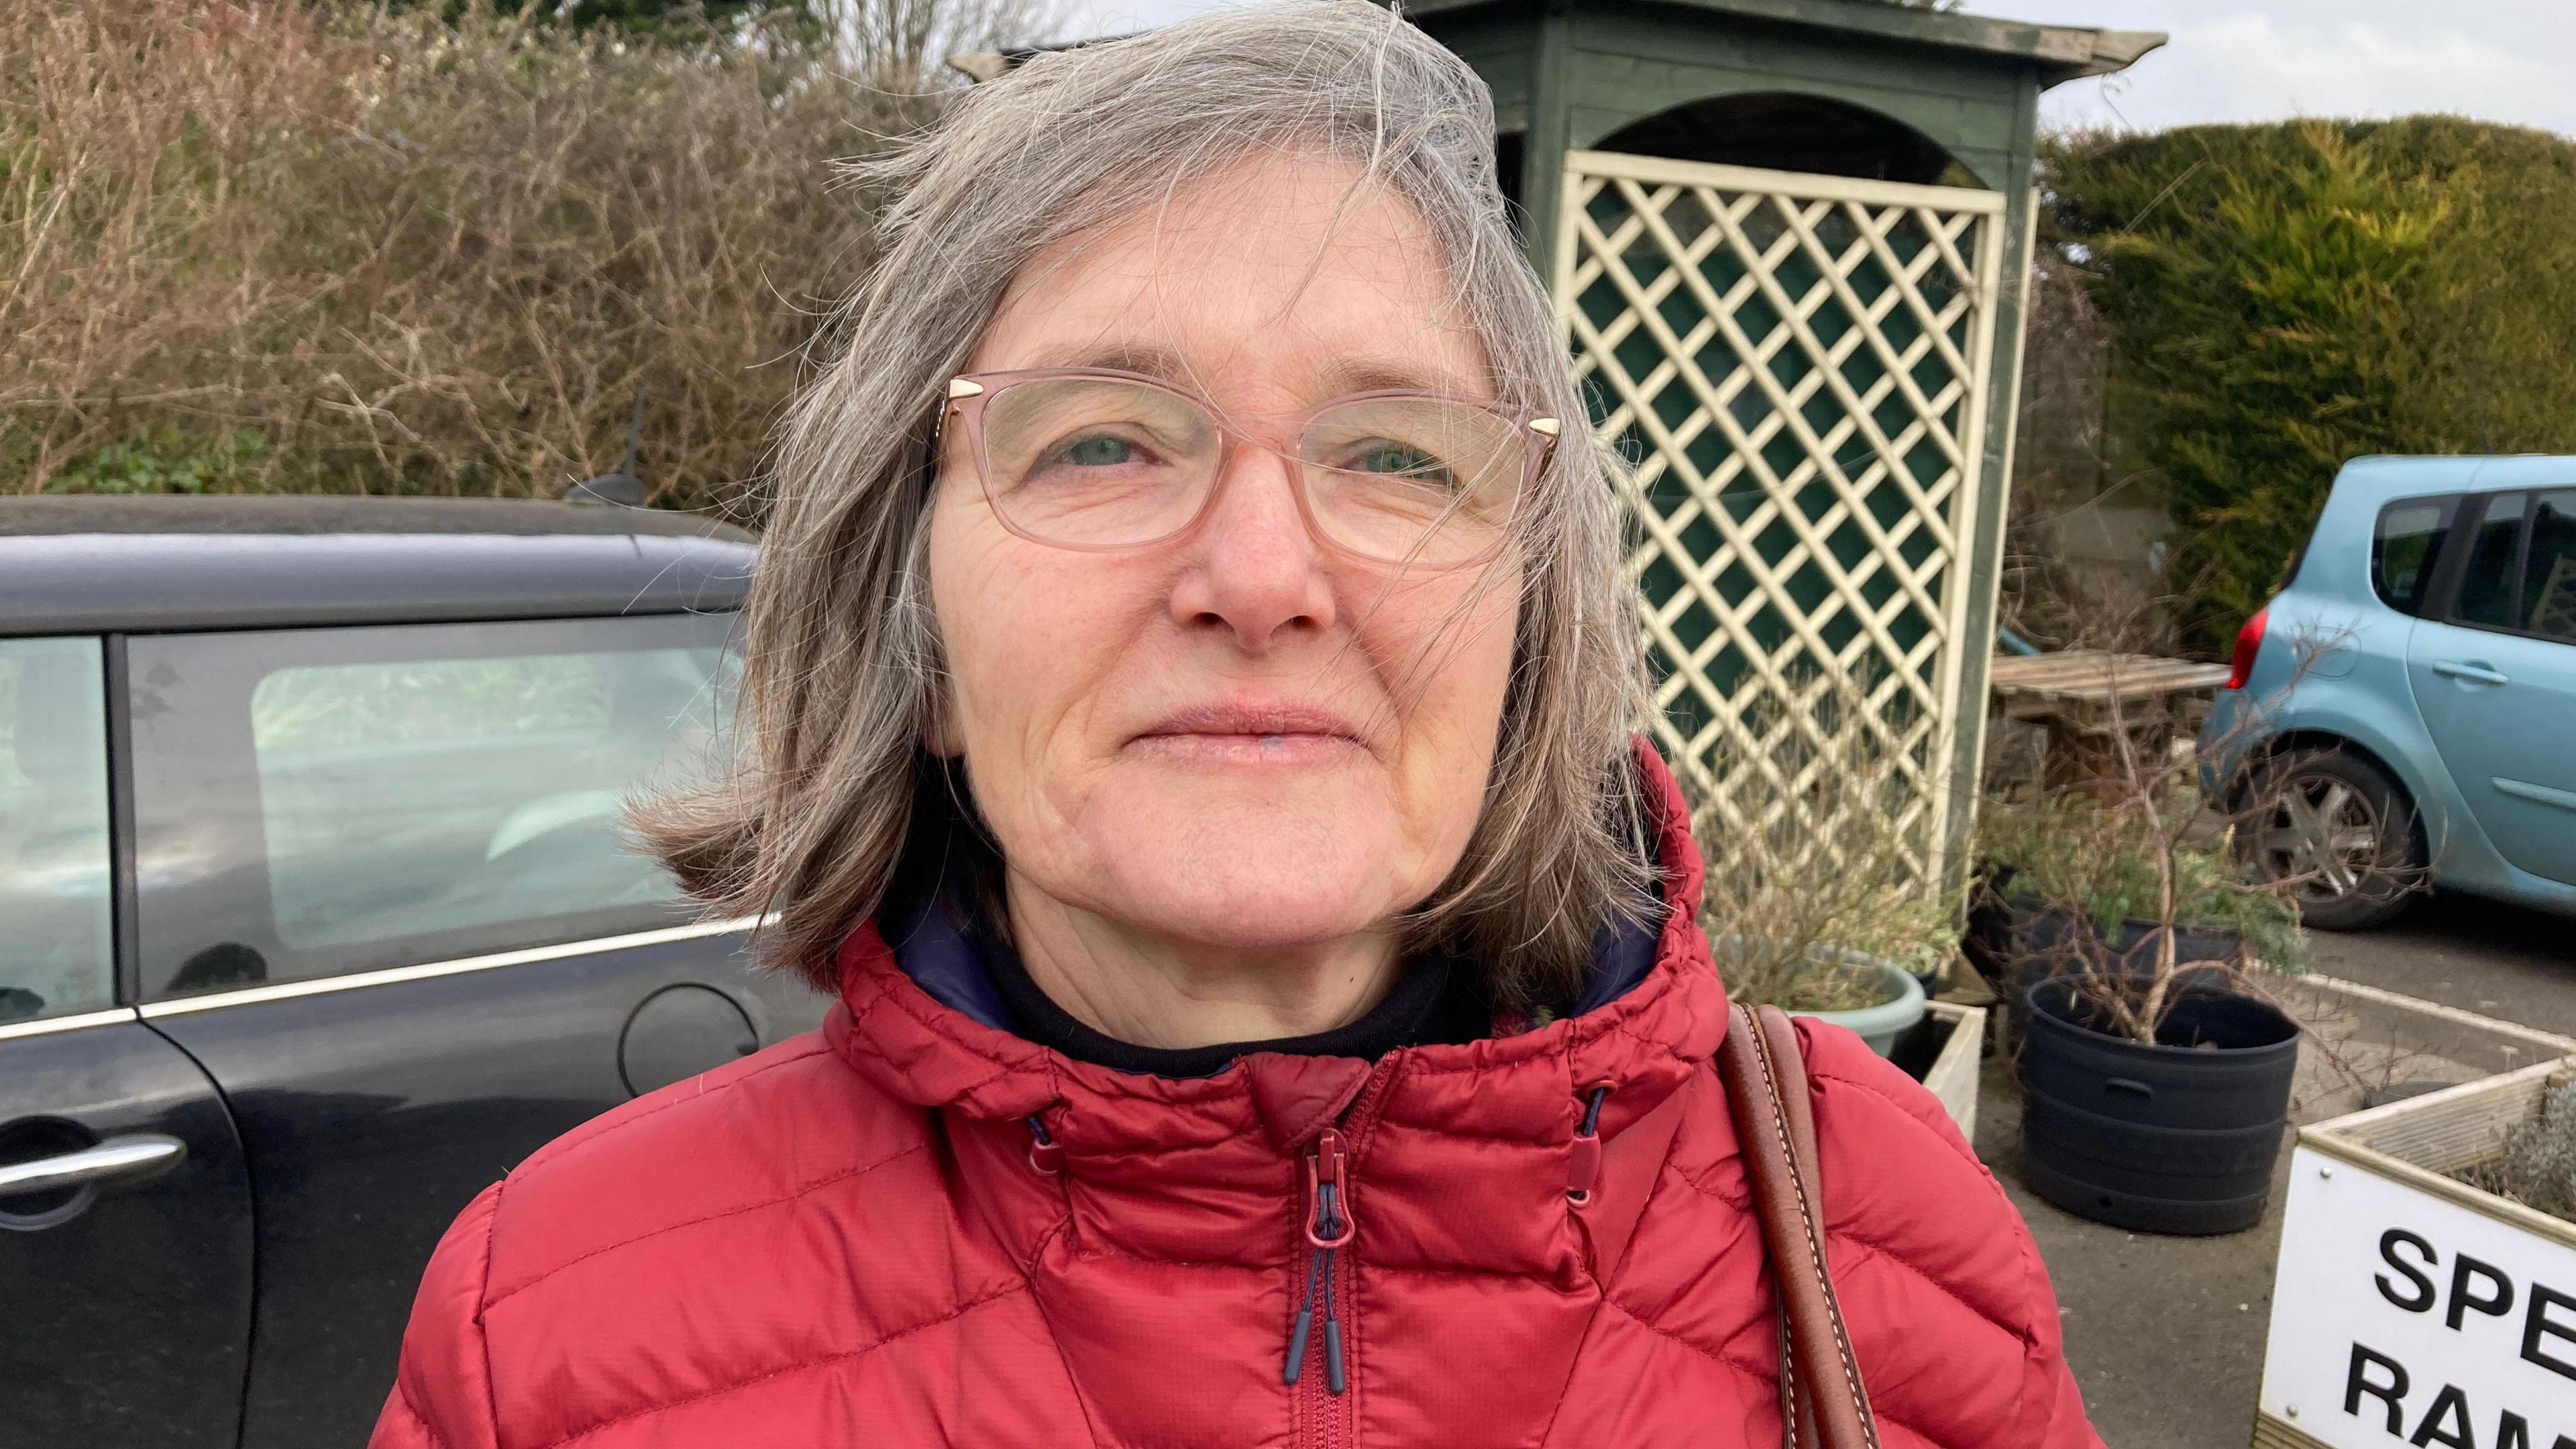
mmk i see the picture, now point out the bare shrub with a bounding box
[1699,672,1964,1012]
[2461,1079,2576,1224]
[0,0,1048,506]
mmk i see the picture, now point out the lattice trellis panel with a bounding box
[1555,150,2007,884]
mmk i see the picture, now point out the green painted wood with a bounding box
[1518,9,1578,283]
[1405,0,2160,82]
[1562,7,2026,186]
[1433,10,1536,129]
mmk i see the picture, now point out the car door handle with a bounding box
[0,1134,187,1199]
[2432,659,2512,686]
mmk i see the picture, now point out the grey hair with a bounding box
[637,0,1658,1006]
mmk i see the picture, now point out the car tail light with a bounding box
[2224,604,2269,690]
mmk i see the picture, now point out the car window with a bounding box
[2370,497,2455,616]
[131,613,742,1000]
[0,637,114,1024]
[2522,490,2576,643]
[2452,491,2526,630]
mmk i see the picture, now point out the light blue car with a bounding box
[2200,455,2576,930]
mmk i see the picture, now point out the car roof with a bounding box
[0,496,757,635]
[2331,454,2576,512]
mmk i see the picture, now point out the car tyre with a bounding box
[2241,747,2423,931]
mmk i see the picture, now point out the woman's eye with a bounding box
[1051,434,1139,468]
[1350,443,1452,481]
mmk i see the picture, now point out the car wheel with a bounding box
[2243,749,2423,930]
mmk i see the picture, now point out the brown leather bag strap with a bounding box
[1716,1004,1881,1449]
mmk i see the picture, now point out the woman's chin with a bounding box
[1104,877,1392,952]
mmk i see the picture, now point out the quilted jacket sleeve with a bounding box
[2004,1189,2104,1449]
[368,1183,506,1449]
[2033,1344,2102,1447]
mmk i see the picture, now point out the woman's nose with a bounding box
[1167,444,1338,651]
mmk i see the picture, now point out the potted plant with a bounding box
[1703,859,1984,1137]
[2253,1061,2576,1448]
[1973,668,2312,1236]
[1690,678,1982,1136]
[1709,934,1929,1056]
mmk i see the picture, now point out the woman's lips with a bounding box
[1130,705,1368,764]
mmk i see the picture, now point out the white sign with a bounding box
[2261,1145,2576,1448]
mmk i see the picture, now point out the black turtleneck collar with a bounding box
[961,904,1490,1079]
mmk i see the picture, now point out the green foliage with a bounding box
[1976,792,2308,975]
[42,429,273,495]
[546,0,782,38]
[0,0,1003,505]
[2386,123,2576,453]
[2044,118,2576,647]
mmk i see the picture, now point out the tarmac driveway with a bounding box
[2300,893,2576,1040]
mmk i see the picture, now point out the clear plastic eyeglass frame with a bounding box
[937,367,1560,569]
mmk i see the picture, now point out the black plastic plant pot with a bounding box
[2017,979,2300,1236]
[1996,910,2244,1033]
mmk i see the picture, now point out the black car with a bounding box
[0,497,827,1449]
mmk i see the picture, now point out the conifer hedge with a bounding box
[2043,117,2576,645]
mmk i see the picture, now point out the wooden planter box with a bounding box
[1890,999,1985,1144]
[2252,1058,2576,1449]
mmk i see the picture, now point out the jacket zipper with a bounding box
[1283,1126,1352,1394]
[1283,1061,1401,1446]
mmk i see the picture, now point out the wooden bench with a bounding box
[1986,649,2233,791]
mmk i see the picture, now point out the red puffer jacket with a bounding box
[372,751,2100,1449]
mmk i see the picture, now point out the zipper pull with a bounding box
[1322,1244,1346,1395]
[1283,1130,1356,1393]
[1024,1114,1064,1175]
[1305,1130,1355,1250]
[1568,1085,1610,1204]
[1284,1242,1321,1384]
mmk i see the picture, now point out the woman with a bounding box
[372,7,2099,1446]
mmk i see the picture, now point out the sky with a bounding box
[2005,0,2575,138]
[1057,0,2576,140]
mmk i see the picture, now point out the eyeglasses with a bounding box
[939,368,1557,569]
